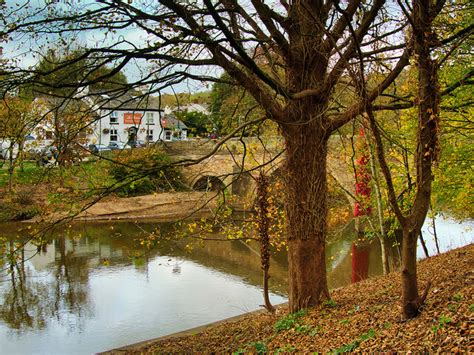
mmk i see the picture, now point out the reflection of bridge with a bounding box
[156,136,355,199]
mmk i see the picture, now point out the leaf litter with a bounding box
[107,244,473,353]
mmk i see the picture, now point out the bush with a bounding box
[108,147,185,197]
[13,187,35,205]
[0,203,40,222]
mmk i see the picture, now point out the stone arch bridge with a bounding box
[156,136,355,201]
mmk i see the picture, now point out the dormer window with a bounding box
[110,111,118,124]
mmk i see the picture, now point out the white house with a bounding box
[0,92,189,158]
[89,93,188,145]
[90,95,163,146]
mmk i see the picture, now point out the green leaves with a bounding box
[332,328,376,353]
[273,309,307,332]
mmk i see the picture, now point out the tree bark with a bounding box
[398,0,440,319]
[419,231,430,258]
[430,211,441,255]
[368,0,442,319]
[401,228,421,318]
[282,123,330,312]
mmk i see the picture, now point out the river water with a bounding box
[0,215,472,354]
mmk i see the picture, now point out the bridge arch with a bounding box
[192,175,226,192]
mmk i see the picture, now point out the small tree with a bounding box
[367,0,445,319]
[0,97,39,191]
[175,110,211,137]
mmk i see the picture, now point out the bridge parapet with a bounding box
[154,135,354,201]
[155,136,284,157]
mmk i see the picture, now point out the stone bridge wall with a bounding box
[155,136,355,200]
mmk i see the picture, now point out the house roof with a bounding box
[89,91,164,112]
[161,115,187,130]
[168,103,210,115]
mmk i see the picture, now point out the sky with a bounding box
[2,0,405,95]
[1,0,218,94]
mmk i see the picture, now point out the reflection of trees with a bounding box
[161,238,290,295]
[326,222,401,289]
[51,236,91,326]
[0,235,93,332]
[0,241,48,330]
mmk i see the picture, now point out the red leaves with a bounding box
[353,128,372,217]
[353,202,372,217]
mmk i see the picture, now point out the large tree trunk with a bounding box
[282,123,330,312]
[282,1,332,312]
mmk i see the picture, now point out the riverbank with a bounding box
[106,244,473,353]
[75,191,221,222]
[11,191,223,224]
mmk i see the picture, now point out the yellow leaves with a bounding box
[188,222,197,233]
[185,244,194,253]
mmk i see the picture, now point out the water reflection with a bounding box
[0,221,384,336]
[419,215,474,259]
[0,222,290,353]
[1,242,48,331]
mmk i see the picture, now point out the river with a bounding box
[0,215,472,354]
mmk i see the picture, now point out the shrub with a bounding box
[13,187,35,205]
[108,147,185,196]
[0,203,40,222]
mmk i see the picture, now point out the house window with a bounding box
[146,129,153,142]
[110,129,118,141]
[110,111,118,124]
[165,131,172,141]
[146,112,154,124]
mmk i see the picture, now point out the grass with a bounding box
[0,161,45,187]
[0,159,113,190]
[332,328,376,353]
[0,159,115,222]
[431,315,452,334]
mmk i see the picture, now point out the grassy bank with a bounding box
[109,244,473,353]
